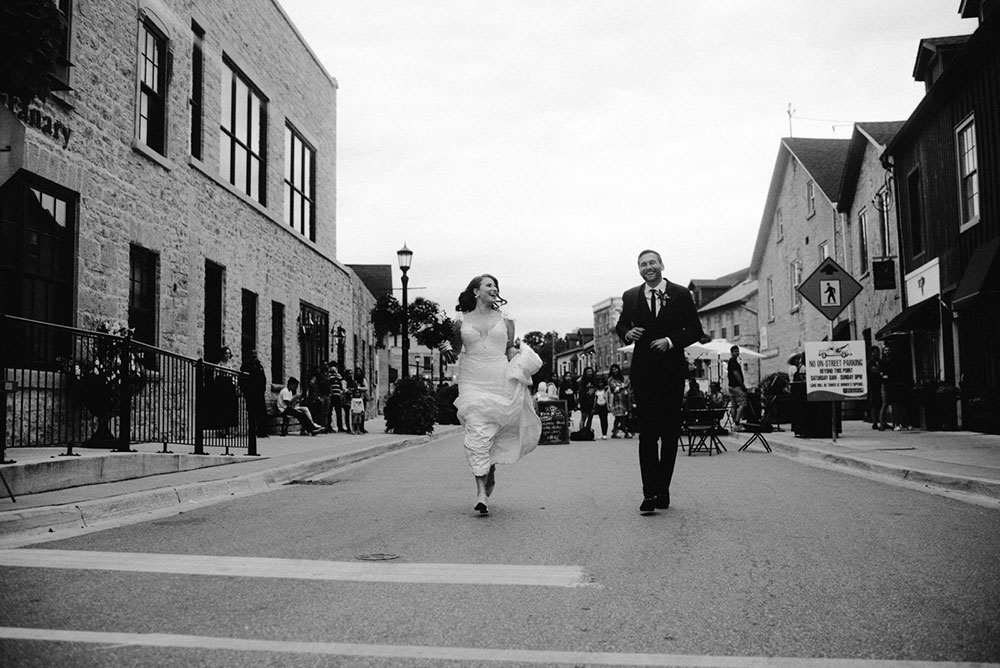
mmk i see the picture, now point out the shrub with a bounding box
[384,376,437,435]
[436,383,460,425]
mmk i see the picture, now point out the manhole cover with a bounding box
[356,553,399,561]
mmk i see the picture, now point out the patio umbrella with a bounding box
[690,339,764,359]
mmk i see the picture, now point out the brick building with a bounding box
[1,0,381,404]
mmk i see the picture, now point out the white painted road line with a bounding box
[0,627,994,668]
[0,549,594,587]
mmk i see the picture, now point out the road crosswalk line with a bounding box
[0,548,595,587]
[0,627,993,668]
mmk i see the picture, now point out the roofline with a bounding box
[272,0,339,90]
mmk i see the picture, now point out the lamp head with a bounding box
[397,244,413,271]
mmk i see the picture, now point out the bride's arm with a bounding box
[505,318,517,361]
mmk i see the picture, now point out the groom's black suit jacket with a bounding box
[615,280,704,394]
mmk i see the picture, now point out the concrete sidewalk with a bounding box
[717,419,1000,504]
[0,417,463,538]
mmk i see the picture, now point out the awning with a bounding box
[952,237,1000,311]
[875,298,940,340]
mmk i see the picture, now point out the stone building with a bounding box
[696,279,761,389]
[750,137,851,377]
[591,297,624,376]
[1,0,380,400]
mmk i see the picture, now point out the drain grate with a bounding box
[356,553,399,561]
[286,479,342,485]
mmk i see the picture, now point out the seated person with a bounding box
[685,379,705,405]
[707,381,727,409]
[277,377,324,435]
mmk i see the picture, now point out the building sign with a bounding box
[1,93,72,148]
[804,341,868,401]
[904,257,940,306]
[797,257,863,321]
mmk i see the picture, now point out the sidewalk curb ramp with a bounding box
[768,439,1000,501]
[0,431,446,537]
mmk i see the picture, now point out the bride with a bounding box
[439,274,541,515]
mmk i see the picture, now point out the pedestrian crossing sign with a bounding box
[797,258,863,321]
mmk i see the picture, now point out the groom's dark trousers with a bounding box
[615,280,704,498]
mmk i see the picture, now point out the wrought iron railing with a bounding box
[1,314,257,463]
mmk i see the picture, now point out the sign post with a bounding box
[797,258,864,442]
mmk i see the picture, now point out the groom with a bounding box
[615,249,704,514]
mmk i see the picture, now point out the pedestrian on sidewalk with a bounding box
[350,388,366,434]
[577,366,597,432]
[438,273,542,516]
[727,346,750,427]
[327,362,346,432]
[593,377,610,439]
[879,341,911,431]
[615,249,705,514]
[239,349,269,438]
[354,368,370,434]
[277,377,324,436]
[608,363,632,438]
[868,346,883,429]
[557,371,577,428]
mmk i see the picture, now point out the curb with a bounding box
[766,438,1000,502]
[0,429,457,537]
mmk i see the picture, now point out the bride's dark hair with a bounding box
[456,274,507,313]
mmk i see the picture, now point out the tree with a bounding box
[369,294,454,350]
[1,0,68,104]
[523,330,567,385]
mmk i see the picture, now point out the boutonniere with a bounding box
[654,289,671,307]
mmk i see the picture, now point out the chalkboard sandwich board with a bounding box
[537,400,569,444]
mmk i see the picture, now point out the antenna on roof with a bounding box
[787,103,795,137]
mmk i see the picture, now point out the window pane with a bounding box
[303,148,312,195]
[250,95,260,152]
[219,131,230,179]
[292,137,303,189]
[234,145,247,189]
[284,127,292,182]
[250,156,259,201]
[283,183,291,224]
[304,200,311,237]
[221,71,232,130]
[235,79,248,142]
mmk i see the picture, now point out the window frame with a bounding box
[775,207,783,242]
[136,17,168,155]
[858,207,869,275]
[955,114,980,232]
[767,276,775,322]
[220,57,268,204]
[128,244,158,346]
[907,167,925,257]
[790,260,803,312]
[283,122,316,240]
[190,20,204,159]
[806,181,816,218]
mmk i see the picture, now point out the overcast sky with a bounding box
[277,0,972,338]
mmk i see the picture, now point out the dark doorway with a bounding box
[204,261,224,362]
[241,289,257,358]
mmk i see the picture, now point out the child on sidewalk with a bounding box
[350,388,366,435]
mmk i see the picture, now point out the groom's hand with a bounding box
[650,337,672,352]
[625,326,645,342]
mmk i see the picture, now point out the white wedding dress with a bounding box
[453,316,542,476]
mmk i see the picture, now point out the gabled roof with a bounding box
[837,121,906,213]
[886,9,998,157]
[912,35,972,81]
[750,137,851,276]
[782,138,851,202]
[698,280,758,314]
[689,267,749,290]
[347,264,393,299]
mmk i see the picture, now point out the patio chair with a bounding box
[738,394,774,453]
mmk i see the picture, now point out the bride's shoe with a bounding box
[485,465,496,497]
[474,502,489,515]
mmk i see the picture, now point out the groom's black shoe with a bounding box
[639,498,657,514]
[654,492,670,509]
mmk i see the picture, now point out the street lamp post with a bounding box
[397,244,413,378]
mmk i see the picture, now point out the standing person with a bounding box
[615,249,705,514]
[239,349,269,439]
[879,342,911,431]
[867,346,883,429]
[327,362,345,433]
[354,368,370,434]
[350,388,366,434]
[557,371,577,426]
[276,377,324,435]
[727,346,750,427]
[607,363,632,439]
[576,366,597,433]
[438,274,542,515]
[341,369,356,433]
[313,363,333,433]
[593,377,610,439]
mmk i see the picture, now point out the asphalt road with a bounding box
[2,431,999,667]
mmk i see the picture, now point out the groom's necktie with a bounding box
[649,289,657,318]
